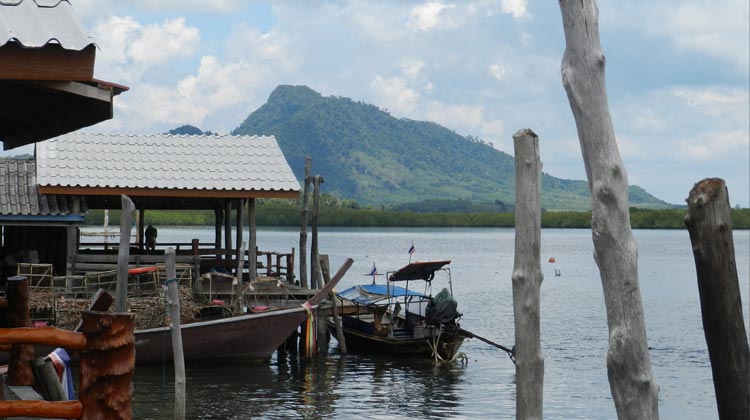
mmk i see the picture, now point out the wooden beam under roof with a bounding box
[0,43,95,81]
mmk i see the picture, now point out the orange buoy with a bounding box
[548,257,556,263]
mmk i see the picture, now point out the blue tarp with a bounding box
[337,284,427,306]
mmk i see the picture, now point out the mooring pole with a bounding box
[511,129,544,419]
[165,249,186,420]
[6,275,34,386]
[116,195,135,312]
[685,178,750,419]
[299,156,312,288]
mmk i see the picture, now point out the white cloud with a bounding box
[501,0,528,19]
[682,130,750,161]
[488,63,508,80]
[93,16,200,84]
[672,87,749,120]
[407,2,457,32]
[400,59,426,79]
[370,75,421,115]
[659,1,750,72]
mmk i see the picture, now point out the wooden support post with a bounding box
[235,199,244,260]
[289,248,296,284]
[66,226,77,279]
[165,249,187,420]
[321,254,347,354]
[214,205,223,253]
[685,178,750,419]
[286,327,299,356]
[6,275,34,386]
[512,129,544,419]
[224,201,232,261]
[310,175,324,290]
[559,2,659,417]
[248,198,257,281]
[191,239,200,288]
[138,208,145,251]
[234,242,247,313]
[79,310,135,420]
[316,306,328,354]
[116,195,135,312]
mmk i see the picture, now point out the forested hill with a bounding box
[232,85,670,211]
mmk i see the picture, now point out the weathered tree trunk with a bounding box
[684,178,750,419]
[558,2,659,418]
[310,175,324,290]
[511,128,544,419]
[6,275,34,386]
[299,156,312,288]
[116,195,135,312]
[165,249,186,420]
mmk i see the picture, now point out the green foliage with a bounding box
[167,124,216,136]
[231,85,672,211]
[85,204,750,229]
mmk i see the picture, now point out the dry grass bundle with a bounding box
[47,287,203,331]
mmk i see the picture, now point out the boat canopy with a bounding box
[388,260,451,282]
[337,284,427,306]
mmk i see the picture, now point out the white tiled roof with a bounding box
[0,158,84,215]
[0,0,94,50]
[36,133,301,194]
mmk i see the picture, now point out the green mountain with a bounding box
[233,85,671,211]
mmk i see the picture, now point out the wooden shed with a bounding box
[34,132,302,282]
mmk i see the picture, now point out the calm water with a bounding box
[121,227,749,419]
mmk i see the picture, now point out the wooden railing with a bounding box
[72,239,296,283]
[0,276,135,419]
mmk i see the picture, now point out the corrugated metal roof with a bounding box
[0,0,94,50]
[0,158,85,216]
[36,133,302,194]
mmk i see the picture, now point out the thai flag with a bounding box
[408,243,415,255]
[369,263,377,276]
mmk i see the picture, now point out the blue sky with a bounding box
[20,1,750,206]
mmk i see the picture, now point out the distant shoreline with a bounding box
[85,207,750,230]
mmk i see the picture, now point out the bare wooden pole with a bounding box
[6,275,34,386]
[558,2,659,418]
[165,249,186,420]
[116,195,135,312]
[248,198,257,281]
[299,156,312,288]
[321,254,347,354]
[684,178,750,419]
[311,175,324,289]
[511,129,544,419]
